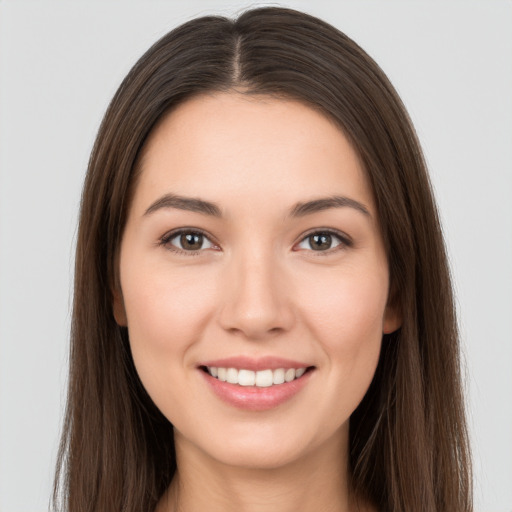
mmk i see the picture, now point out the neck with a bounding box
[156,429,366,512]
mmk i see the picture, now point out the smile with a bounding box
[205,366,307,387]
[199,359,315,411]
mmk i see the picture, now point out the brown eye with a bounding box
[296,230,349,253]
[180,232,204,250]
[309,233,333,251]
[163,230,215,253]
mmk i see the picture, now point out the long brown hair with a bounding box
[53,7,472,512]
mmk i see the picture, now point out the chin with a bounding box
[216,443,305,470]
[175,418,347,472]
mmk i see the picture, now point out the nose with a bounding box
[218,248,295,340]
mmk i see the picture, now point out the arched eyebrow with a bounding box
[144,194,221,217]
[289,196,370,218]
[143,193,370,218]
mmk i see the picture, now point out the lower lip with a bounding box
[200,369,313,411]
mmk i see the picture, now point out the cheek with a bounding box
[299,266,387,390]
[122,261,215,348]
[119,260,218,404]
[302,265,388,337]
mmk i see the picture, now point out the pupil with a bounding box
[311,233,331,250]
[181,233,202,250]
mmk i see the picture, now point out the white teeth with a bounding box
[295,367,306,378]
[255,369,273,387]
[273,368,285,385]
[238,369,256,386]
[285,368,296,382]
[226,368,238,384]
[207,366,308,387]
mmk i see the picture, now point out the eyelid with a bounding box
[159,227,219,255]
[293,228,353,255]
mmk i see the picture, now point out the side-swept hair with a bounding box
[53,7,472,512]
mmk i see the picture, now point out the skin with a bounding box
[114,92,400,512]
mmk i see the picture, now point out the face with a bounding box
[114,92,400,470]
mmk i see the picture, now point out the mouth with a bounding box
[199,365,314,387]
[198,359,316,411]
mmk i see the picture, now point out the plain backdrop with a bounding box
[0,1,511,511]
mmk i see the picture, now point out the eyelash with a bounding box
[158,228,352,257]
[158,229,218,257]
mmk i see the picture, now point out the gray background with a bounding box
[0,1,511,511]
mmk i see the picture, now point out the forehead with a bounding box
[132,92,374,218]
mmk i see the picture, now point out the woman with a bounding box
[53,7,472,512]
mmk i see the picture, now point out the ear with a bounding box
[383,293,402,334]
[112,287,128,327]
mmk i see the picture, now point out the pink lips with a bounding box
[201,356,309,371]
[198,356,314,411]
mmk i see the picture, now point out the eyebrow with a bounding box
[143,193,371,218]
[144,194,222,217]
[289,196,370,218]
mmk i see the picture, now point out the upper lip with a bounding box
[199,356,313,372]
